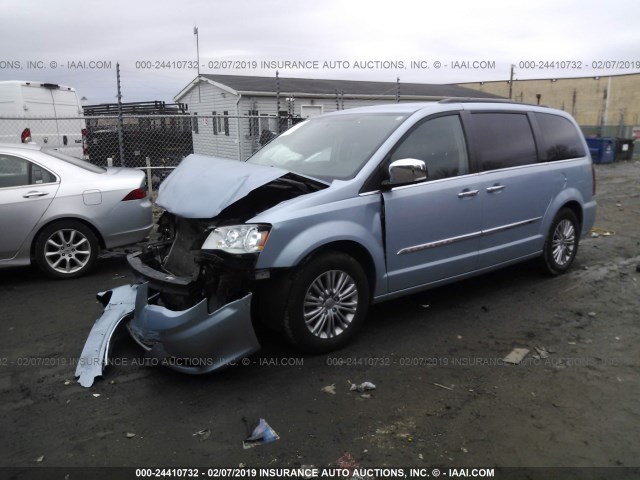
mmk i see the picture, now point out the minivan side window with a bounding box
[472,113,538,171]
[535,112,586,161]
[389,115,469,181]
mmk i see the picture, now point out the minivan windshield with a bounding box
[247,113,408,181]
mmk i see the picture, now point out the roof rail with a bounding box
[439,97,548,107]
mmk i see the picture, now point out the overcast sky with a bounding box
[1,0,638,104]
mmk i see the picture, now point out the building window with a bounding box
[192,113,199,134]
[223,111,229,136]
[212,111,218,135]
[248,109,259,137]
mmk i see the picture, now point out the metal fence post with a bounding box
[145,157,153,196]
[116,62,125,166]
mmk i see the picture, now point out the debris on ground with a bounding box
[63,380,72,386]
[35,456,44,463]
[126,433,136,439]
[336,452,360,469]
[534,346,551,359]
[503,348,530,364]
[349,381,376,392]
[192,429,211,441]
[433,383,453,391]
[461,447,469,453]
[588,311,597,317]
[360,393,371,399]
[321,384,336,395]
[590,227,616,237]
[243,419,279,449]
[92,394,101,398]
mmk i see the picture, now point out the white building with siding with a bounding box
[174,74,500,160]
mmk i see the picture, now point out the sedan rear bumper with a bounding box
[75,282,260,387]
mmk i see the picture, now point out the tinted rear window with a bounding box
[472,113,538,171]
[535,112,586,161]
[44,149,106,173]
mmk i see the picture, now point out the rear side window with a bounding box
[535,113,586,161]
[472,113,538,171]
[0,154,57,188]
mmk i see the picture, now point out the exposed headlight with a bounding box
[201,225,270,254]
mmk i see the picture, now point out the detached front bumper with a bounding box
[75,282,260,387]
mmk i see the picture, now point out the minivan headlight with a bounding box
[201,225,270,254]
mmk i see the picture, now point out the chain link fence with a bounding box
[0,113,304,193]
[2,114,637,193]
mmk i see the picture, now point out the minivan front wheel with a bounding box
[541,208,580,275]
[282,252,370,353]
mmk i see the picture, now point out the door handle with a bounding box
[23,191,50,198]
[486,184,505,193]
[457,189,479,198]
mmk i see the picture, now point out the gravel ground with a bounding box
[1,161,639,478]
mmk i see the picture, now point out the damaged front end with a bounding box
[76,154,327,387]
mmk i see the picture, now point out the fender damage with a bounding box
[75,154,326,387]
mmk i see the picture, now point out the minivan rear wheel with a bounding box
[280,252,370,353]
[541,208,580,276]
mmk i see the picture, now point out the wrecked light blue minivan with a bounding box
[77,100,596,386]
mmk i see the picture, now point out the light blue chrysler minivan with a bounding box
[77,99,596,386]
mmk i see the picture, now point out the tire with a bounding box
[34,220,100,279]
[540,208,580,276]
[279,252,370,353]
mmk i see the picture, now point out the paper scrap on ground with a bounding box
[503,348,530,364]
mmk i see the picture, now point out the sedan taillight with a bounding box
[122,188,146,201]
[21,128,31,143]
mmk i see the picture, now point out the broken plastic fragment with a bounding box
[126,433,136,439]
[433,382,453,391]
[193,429,211,441]
[534,346,550,359]
[350,381,376,392]
[321,384,336,395]
[243,419,279,449]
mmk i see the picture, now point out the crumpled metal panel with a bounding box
[75,284,138,387]
[156,154,287,219]
[128,283,260,374]
[75,282,261,386]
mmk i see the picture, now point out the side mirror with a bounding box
[387,158,427,186]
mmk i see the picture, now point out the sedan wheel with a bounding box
[35,221,99,278]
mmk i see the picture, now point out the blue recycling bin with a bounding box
[585,137,616,164]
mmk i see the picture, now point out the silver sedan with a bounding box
[0,143,153,278]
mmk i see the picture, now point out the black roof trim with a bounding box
[439,97,548,107]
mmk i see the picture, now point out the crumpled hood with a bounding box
[157,154,289,218]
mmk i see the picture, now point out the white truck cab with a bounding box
[0,81,87,158]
